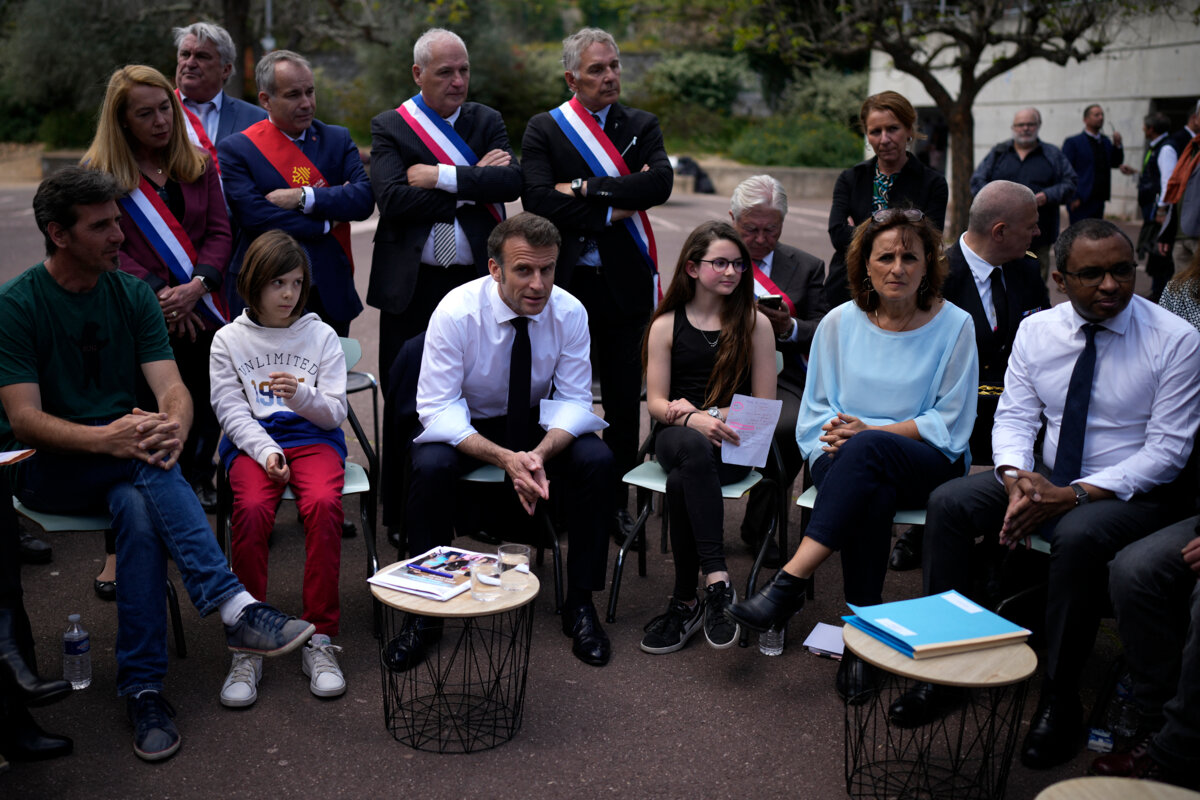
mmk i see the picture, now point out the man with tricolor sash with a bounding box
[219,50,374,336]
[521,27,673,528]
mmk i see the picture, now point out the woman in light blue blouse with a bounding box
[728,209,978,699]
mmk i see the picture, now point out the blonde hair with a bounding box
[82,64,207,192]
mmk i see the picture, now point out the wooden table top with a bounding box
[370,561,540,618]
[1034,777,1200,800]
[843,624,1038,687]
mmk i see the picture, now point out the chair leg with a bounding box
[541,514,564,615]
[607,502,651,624]
[742,479,780,648]
[165,579,187,659]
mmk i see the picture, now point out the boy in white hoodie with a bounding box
[209,230,349,705]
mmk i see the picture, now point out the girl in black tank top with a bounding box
[636,221,778,654]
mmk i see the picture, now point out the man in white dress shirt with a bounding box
[399,212,614,668]
[901,219,1200,769]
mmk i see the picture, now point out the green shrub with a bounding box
[729,114,863,168]
[38,108,98,149]
[639,53,750,114]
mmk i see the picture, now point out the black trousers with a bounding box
[923,468,1178,695]
[406,417,613,603]
[0,496,38,673]
[742,382,803,538]
[569,264,649,511]
[171,328,219,488]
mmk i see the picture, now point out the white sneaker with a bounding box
[220,652,263,708]
[301,635,345,698]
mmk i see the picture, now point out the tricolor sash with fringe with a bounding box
[396,94,505,223]
[118,175,229,325]
[548,96,661,305]
[174,89,220,174]
[240,120,355,270]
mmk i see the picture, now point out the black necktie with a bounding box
[990,267,1010,341]
[1050,323,1102,486]
[506,317,531,451]
[592,113,602,129]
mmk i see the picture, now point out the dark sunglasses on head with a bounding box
[870,208,925,225]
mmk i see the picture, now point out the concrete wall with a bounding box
[693,162,843,202]
[869,11,1200,219]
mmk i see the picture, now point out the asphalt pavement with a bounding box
[0,181,1139,798]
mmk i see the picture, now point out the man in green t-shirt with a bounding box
[0,168,315,764]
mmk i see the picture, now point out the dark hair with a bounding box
[237,230,311,320]
[1054,218,1134,275]
[845,208,947,312]
[486,212,562,266]
[33,167,122,256]
[641,220,757,409]
[1083,103,1102,119]
[1144,111,1171,136]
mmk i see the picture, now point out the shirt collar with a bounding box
[1084,130,1102,141]
[757,250,774,273]
[583,102,612,127]
[1065,296,1134,336]
[179,90,223,112]
[958,233,999,282]
[1150,132,1169,147]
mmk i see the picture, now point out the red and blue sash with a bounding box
[240,119,355,270]
[174,89,220,175]
[118,175,229,325]
[548,96,661,305]
[396,94,505,224]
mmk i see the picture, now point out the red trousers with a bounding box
[229,444,345,636]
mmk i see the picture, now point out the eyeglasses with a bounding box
[1012,122,1040,129]
[1060,263,1137,287]
[697,258,748,273]
[870,209,925,225]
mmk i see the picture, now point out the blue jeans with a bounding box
[19,452,242,696]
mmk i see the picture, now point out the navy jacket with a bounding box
[971,139,1077,251]
[1062,131,1123,205]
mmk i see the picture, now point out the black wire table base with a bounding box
[845,674,1031,800]
[379,603,535,753]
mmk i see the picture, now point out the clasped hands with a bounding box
[664,398,739,447]
[819,412,869,457]
[108,408,183,470]
[998,469,1076,549]
[502,450,550,515]
[159,281,206,341]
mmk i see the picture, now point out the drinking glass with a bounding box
[498,544,531,592]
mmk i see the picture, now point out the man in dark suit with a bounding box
[943,180,1049,466]
[1168,100,1199,158]
[219,50,374,335]
[728,175,827,561]
[368,28,523,544]
[1063,104,1125,224]
[172,22,267,155]
[521,27,673,524]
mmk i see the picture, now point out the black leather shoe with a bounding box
[724,570,806,632]
[613,509,636,544]
[563,603,610,667]
[93,579,116,602]
[386,527,403,552]
[836,651,880,705]
[191,481,217,514]
[18,531,52,565]
[888,681,963,727]
[1020,694,1083,769]
[341,519,357,538]
[0,610,72,707]
[383,615,443,673]
[888,526,922,571]
[0,703,73,761]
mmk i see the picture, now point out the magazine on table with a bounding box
[368,546,498,601]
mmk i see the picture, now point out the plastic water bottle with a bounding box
[758,623,786,656]
[62,614,91,690]
[1108,673,1138,739]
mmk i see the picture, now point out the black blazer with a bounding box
[824,155,948,308]
[521,102,673,315]
[942,241,1049,387]
[366,102,522,316]
[769,243,828,396]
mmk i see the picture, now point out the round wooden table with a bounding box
[1035,777,1200,799]
[372,565,540,753]
[843,625,1038,799]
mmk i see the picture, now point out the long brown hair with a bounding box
[641,220,758,408]
[82,64,207,192]
[1166,241,1200,302]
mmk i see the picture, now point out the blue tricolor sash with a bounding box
[396,94,505,223]
[548,96,661,305]
[118,176,228,325]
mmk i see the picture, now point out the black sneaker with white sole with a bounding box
[640,596,703,654]
[704,581,740,649]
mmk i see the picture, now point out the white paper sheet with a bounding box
[720,394,782,468]
[802,622,846,657]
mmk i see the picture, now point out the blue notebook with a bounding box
[843,590,1030,659]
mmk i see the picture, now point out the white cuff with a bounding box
[539,399,607,437]
[436,164,458,193]
[300,186,316,214]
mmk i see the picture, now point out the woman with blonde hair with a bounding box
[82,64,232,600]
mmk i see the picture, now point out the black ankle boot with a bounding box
[0,701,73,762]
[724,570,807,632]
[0,609,71,707]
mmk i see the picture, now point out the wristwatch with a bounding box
[571,178,584,198]
[195,275,212,294]
[1070,484,1089,506]
[706,406,722,421]
[296,189,307,212]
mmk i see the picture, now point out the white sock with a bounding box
[218,591,259,627]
